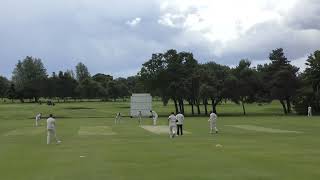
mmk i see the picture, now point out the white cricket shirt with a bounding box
[47,117,56,130]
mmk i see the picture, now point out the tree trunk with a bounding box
[242,101,246,115]
[280,100,288,114]
[181,99,185,114]
[204,99,208,115]
[173,98,179,114]
[178,99,184,113]
[191,100,194,115]
[211,98,217,114]
[286,98,292,113]
[196,100,201,115]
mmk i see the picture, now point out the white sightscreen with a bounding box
[130,93,152,117]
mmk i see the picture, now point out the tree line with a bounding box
[0,48,319,115]
[0,57,144,103]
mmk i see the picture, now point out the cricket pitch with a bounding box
[141,125,191,135]
[226,125,302,133]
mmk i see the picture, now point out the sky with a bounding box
[0,0,319,78]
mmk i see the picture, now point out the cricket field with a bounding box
[0,101,319,180]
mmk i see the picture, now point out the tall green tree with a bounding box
[12,56,47,102]
[231,60,260,115]
[199,62,231,114]
[76,62,90,82]
[140,53,170,105]
[294,50,320,114]
[0,76,9,100]
[268,48,299,114]
[7,83,16,102]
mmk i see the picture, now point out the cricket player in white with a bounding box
[208,111,218,134]
[35,113,41,127]
[46,114,61,144]
[308,106,312,117]
[168,112,177,138]
[176,112,184,136]
[138,111,142,126]
[115,112,121,124]
[150,110,158,126]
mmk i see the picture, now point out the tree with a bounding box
[0,76,9,100]
[126,76,145,94]
[140,53,170,105]
[12,56,47,102]
[76,62,90,82]
[7,83,16,102]
[267,48,299,114]
[294,50,320,114]
[54,71,78,101]
[231,60,260,115]
[77,78,105,99]
[199,62,231,114]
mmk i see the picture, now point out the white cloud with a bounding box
[126,17,142,27]
[158,0,299,43]
[0,0,319,78]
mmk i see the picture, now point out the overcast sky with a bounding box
[1,0,319,78]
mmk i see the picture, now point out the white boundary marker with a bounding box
[78,126,116,136]
[141,125,191,135]
[226,125,302,133]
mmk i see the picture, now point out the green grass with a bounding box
[0,101,319,180]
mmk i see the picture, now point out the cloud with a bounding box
[285,0,320,30]
[0,0,319,79]
[126,17,142,27]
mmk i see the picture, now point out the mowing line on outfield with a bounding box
[225,125,302,133]
[141,125,191,135]
[4,127,44,136]
[78,126,117,136]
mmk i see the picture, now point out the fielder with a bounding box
[176,112,184,136]
[308,105,312,117]
[208,111,218,134]
[46,114,61,144]
[168,112,177,138]
[35,113,42,127]
[115,112,122,124]
[138,111,142,126]
[150,110,158,126]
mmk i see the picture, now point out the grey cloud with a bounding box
[0,0,319,79]
[214,21,320,65]
[286,0,320,30]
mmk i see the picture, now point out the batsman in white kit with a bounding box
[168,112,177,138]
[176,112,184,136]
[308,106,312,117]
[46,114,61,144]
[150,110,158,126]
[115,112,122,124]
[35,113,42,127]
[208,111,218,134]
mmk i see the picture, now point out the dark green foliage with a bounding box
[0,76,9,99]
[12,56,47,102]
[294,50,320,114]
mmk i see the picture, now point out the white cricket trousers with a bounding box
[169,125,177,138]
[210,122,218,133]
[308,111,312,117]
[153,118,157,126]
[47,129,59,144]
